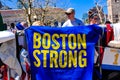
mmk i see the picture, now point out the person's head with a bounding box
[105,20,111,24]
[65,8,75,20]
[32,21,44,26]
[16,21,28,30]
[20,22,28,28]
[88,12,100,25]
[10,23,15,28]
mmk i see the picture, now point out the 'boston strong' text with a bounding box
[33,33,87,68]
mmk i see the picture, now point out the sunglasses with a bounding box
[93,18,99,20]
[66,13,72,15]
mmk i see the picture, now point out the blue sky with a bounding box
[5,0,107,19]
[67,0,107,19]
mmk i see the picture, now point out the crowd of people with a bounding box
[0,7,117,80]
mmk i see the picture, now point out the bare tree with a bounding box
[0,0,70,26]
[17,0,32,26]
[16,0,69,26]
[31,0,68,26]
[93,0,107,23]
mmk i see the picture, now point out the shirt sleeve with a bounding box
[62,21,68,27]
[77,19,84,26]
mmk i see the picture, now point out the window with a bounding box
[115,0,119,2]
[115,19,119,22]
[115,14,118,18]
[113,14,119,18]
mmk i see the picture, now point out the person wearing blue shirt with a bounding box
[62,8,84,27]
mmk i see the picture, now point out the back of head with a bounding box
[10,23,15,28]
[20,22,28,27]
[32,21,44,26]
[16,22,24,30]
[16,22,28,30]
[105,20,111,24]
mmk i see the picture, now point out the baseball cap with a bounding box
[16,22,24,30]
[65,8,75,14]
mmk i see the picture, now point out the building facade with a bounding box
[0,8,66,27]
[0,9,26,26]
[107,0,120,23]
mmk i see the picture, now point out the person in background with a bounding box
[88,11,100,25]
[105,20,111,24]
[88,11,105,80]
[10,23,15,29]
[15,21,28,54]
[15,22,28,65]
[32,21,45,26]
[9,23,16,32]
[62,8,84,27]
[15,21,30,80]
[16,22,28,30]
[104,20,114,45]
